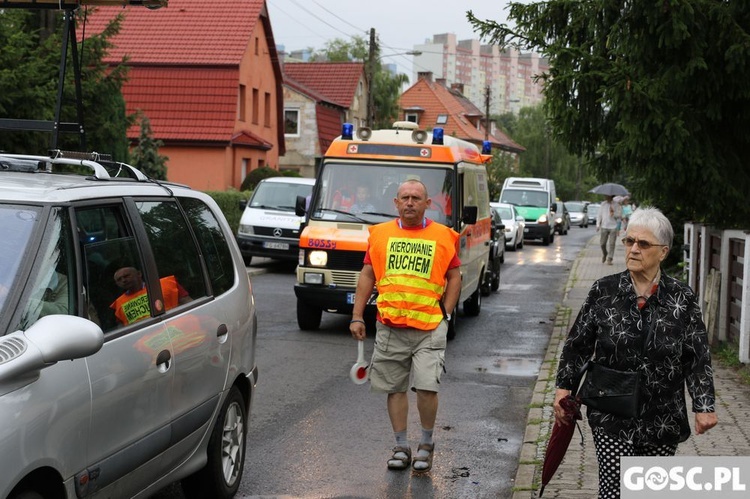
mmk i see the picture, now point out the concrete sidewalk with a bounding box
[512,234,750,498]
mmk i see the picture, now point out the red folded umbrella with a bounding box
[538,395,583,497]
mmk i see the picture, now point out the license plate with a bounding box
[347,292,356,304]
[263,241,289,250]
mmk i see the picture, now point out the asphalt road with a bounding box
[151,227,594,499]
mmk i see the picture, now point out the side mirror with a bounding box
[295,195,307,217]
[461,206,478,225]
[239,199,248,211]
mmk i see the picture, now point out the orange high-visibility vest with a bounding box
[111,275,180,325]
[368,220,458,330]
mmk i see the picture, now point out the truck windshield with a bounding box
[250,181,313,211]
[310,163,454,225]
[500,189,548,208]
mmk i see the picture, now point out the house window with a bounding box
[284,109,300,136]
[252,88,259,125]
[405,113,418,124]
[238,84,246,121]
[264,92,271,127]
[436,114,448,124]
[254,37,259,56]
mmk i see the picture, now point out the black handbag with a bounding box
[577,361,640,418]
[575,303,656,419]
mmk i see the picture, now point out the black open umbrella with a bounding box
[589,183,629,196]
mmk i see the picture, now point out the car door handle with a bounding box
[217,324,228,338]
[156,349,171,369]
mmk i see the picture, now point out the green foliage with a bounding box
[485,152,517,201]
[204,189,249,235]
[0,9,132,158]
[468,2,750,228]
[130,114,168,179]
[240,165,280,192]
[281,170,302,177]
[317,36,369,62]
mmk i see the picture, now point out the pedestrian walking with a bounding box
[349,179,461,473]
[596,195,621,265]
[553,206,718,498]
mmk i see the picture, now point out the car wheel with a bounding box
[491,261,501,292]
[518,236,524,250]
[543,232,551,245]
[463,282,482,316]
[182,386,247,499]
[480,263,492,297]
[297,299,322,330]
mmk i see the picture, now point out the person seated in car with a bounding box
[111,266,192,326]
[349,185,377,214]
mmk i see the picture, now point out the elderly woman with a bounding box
[553,206,717,498]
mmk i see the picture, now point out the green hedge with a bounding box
[205,189,252,234]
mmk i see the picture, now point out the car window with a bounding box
[136,200,208,304]
[180,197,235,296]
[0,205,41,318]
[78,205,146,332]
[15,207,77,330]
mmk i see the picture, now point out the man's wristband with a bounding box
[350,319,366,325]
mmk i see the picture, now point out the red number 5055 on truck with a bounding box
[294,122,494,339]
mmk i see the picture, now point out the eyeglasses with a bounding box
[621,237,667,250]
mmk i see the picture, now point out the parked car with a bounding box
[482,205,505,295]
[553,200,571,235]
[565,201,589,228]
[491,201,524,251]
[0,152,258,499]
[587,202,601,225]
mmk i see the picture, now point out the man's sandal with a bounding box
[387,446,411,470]
[412,443,434,472]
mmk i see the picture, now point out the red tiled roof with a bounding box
[400,78,525,153]
[284,62,364,108]
[122,66,237,141]
[231,130,273,149]
[316,104,344,153]
[81,0,263,65]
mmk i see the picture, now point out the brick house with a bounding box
[400,72,525,168]
[83,0,284,191]
[281,62,367,178]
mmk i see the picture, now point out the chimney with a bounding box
[450,83,465,94]
[417,71,433,82]
[436,78,447,87]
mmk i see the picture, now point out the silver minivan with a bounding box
[0,153,258,499]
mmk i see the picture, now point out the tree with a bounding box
[0,9,132,159]
[130,114,168,179]
[317,36,408,129]
[468,2,750,227]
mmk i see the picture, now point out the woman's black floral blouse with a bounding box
[556,270,715,446]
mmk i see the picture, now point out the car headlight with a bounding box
[308,250,328,266]
[538,214,548,224]
[238,224,254,235]
[504,227,511,233]
[555,216,562,224]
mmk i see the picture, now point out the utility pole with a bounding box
[484,85,491,141]
[367,28,377,128]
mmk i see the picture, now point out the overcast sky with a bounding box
[266,0,512,77]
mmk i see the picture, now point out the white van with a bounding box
[499,177,557,245]
[237,176,315,264]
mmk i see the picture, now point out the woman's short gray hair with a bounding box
[627,206,673,248]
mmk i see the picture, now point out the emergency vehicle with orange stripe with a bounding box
[293,122,493,339]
